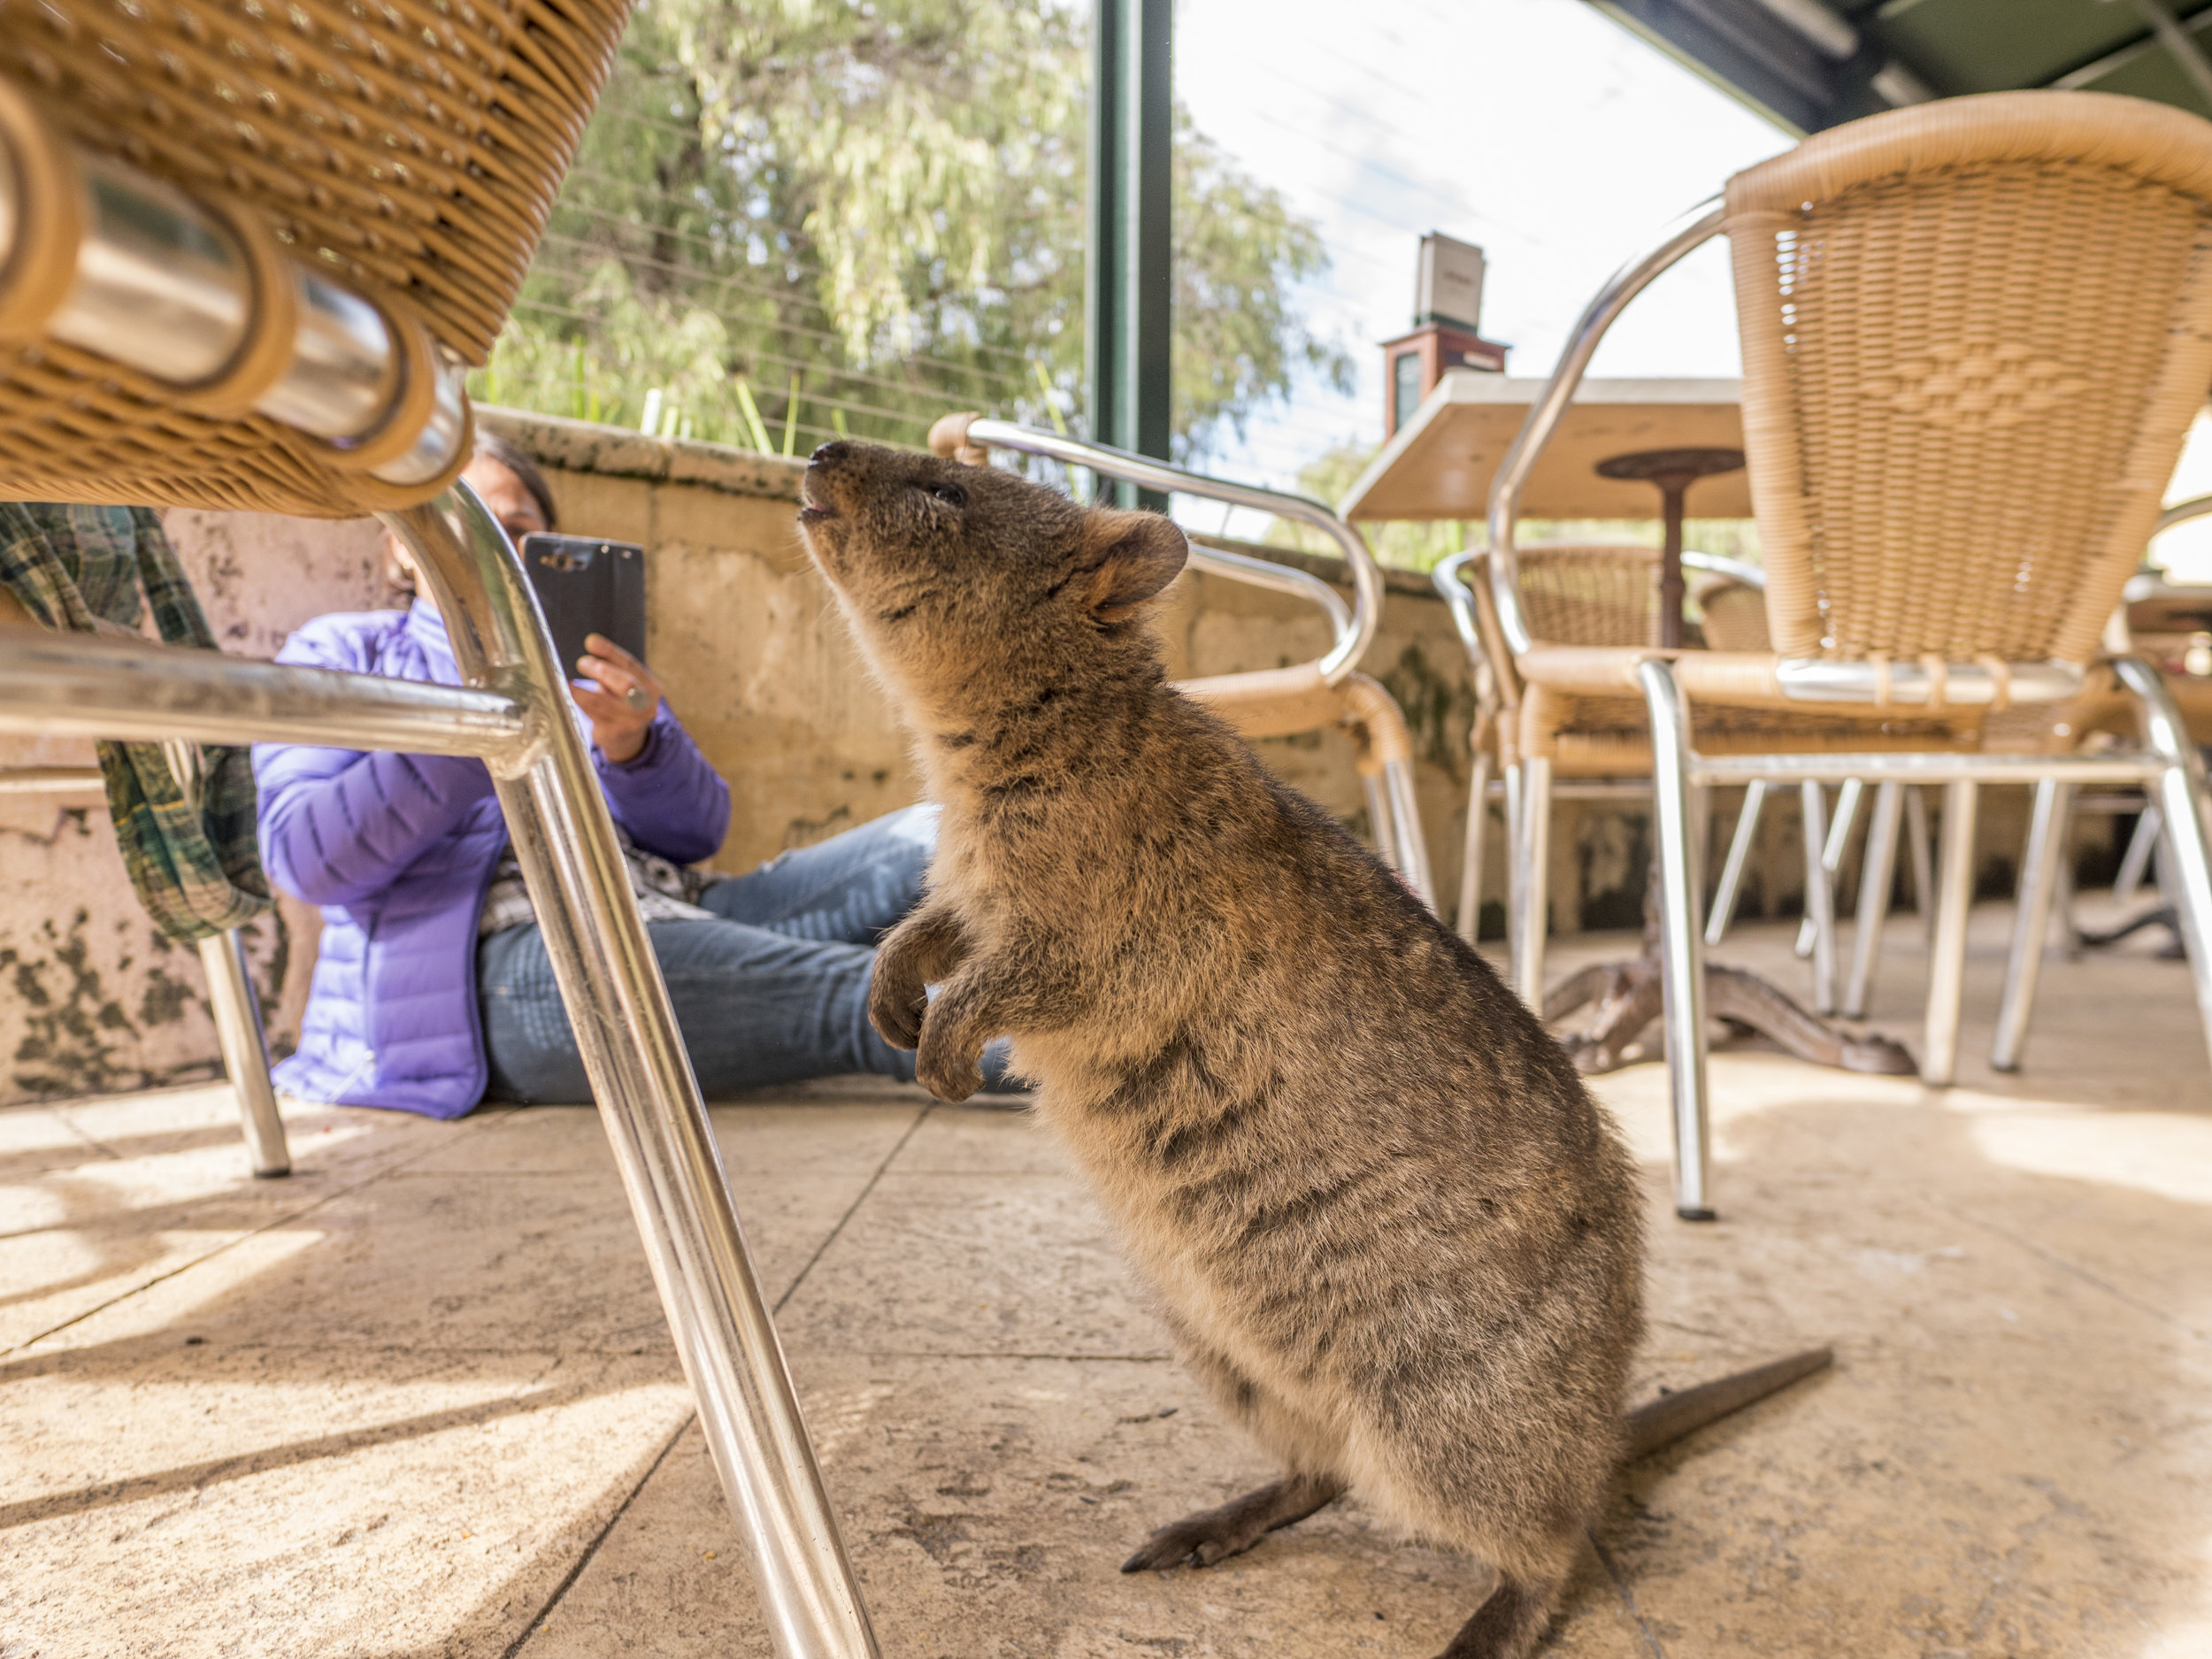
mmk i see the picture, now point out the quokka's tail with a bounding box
[1622,1347,1832,1462]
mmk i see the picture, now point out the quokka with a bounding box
[797,437,1827,1659]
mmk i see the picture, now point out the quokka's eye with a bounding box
[929,482,968,509]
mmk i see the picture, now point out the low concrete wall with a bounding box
[0,410,2079,1103]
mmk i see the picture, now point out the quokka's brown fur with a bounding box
[798,440,1646,1659]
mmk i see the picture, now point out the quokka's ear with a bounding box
[1079,508,1188,622]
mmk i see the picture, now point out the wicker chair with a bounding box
[0,15,881,1659]
[1489,91,2212,1219]
[1431,542,1771,964]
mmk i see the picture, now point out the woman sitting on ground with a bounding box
[255,434,1006,1117]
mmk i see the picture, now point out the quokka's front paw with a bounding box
[867,965,927,1050]
[915,1034,984,1102]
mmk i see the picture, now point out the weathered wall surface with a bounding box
[0,408,2068,1104]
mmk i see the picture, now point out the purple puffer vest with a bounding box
[254,602,731,1117]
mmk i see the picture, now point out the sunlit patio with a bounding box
[6,906,2208,1658]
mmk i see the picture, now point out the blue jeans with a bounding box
[479,805,966,1103]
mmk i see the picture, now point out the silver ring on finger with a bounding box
[623,684,651,712]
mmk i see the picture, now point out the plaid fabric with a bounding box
[0,503,272,942]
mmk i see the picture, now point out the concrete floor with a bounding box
[2,910,2209,1659]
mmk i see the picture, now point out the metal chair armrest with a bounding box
[1187,534,1353,645]
[933,416,1385,685]
[1432,549,1486,659]
[1681,549,1767,588]
[1432,546,1514,723]
[2156,494,2212,534]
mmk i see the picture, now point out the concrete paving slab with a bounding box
[56,1084,476,1175]
[17,1167,869,1359]
[407,1099,925,1179]
[892,1102,1069,1176]
[510,1358,1627,1659]
[0,1345,692,1659]
[776,1169,1168,1362]
[0,1103,109,1175]
[1583,1046,2212,1659]
[0,1092,511,1356]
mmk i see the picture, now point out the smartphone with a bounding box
[518,532,646,678]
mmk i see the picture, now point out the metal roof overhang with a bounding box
[1586,0,2212,135]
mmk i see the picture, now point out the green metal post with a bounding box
[1087,0,1173,510]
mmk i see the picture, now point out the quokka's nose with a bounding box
[810,441,852,465]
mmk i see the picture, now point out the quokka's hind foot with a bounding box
[1434,1572,1563,1659]
[1120,1472,1344,1571]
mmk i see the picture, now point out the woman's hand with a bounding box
[571,633,664,764]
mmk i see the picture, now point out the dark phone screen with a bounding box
[518,533,647,679]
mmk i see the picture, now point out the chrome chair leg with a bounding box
[1796,776,1862,960]
[1457,752,1492,946]
[1515,756,1553,1008]
[1636,660,1713,1221]
[2113,800,2162,905]
[2051,811,2079,960]
[1923,780,1980,1087]
[1843,780,1903,1020]
[1705,778,1767,946]
[1382,756,1438,912]
[1363,771,1399,875]
[383,487,881,1659]
[2113,658,2212,1070]
[1502,761,1525,978]
[1800,780,1839,1014]
[197,927,289,1178]
[1990,780,2074,1073]
[1906,782,1937,946]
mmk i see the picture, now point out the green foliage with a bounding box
[475,0,1347,461]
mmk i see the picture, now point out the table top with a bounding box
[1338,368,1749,522]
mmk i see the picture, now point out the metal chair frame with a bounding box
[1486,197,2212,1220]
[0,764,289,1176]
[0,150,1417,1659]
[1991,492,2212,1071]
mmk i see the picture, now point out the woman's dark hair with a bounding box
[473,431,559,533]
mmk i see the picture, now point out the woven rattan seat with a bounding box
[0,0,627,516]
[1506,541,1983,776]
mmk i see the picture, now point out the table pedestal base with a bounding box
[1541,887,1916,1077]
[2078,902,2185,958]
